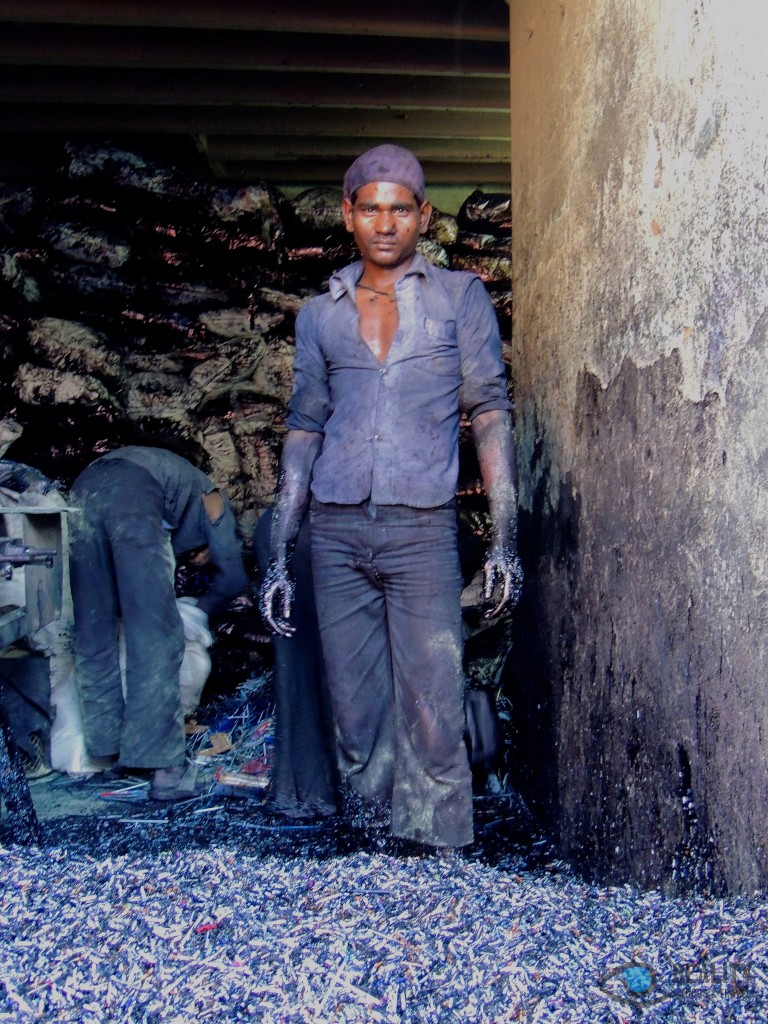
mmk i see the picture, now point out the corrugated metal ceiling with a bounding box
[0,1,511,192]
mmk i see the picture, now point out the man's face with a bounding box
[342,182,431,270]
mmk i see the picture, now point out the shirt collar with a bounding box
[329,251,429,301]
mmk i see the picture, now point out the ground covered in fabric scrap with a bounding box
[1,838,767,1023]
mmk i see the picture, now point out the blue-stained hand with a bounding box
[482,545,523,618]
[258,564,296,638]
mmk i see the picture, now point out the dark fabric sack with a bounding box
[464,687,501,770]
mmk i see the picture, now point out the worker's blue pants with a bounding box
[69,460,185,769]
[309,499,473,848]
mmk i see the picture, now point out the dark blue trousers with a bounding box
[309,500,473,847]
[69,460,185,769]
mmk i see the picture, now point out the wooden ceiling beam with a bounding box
[214,159,511,187]
[0,68,510,111]
[199,136,511,163]
[0,105,510,140]
[0,133,510,187]
[0,25,508,76]
[0,1,509,42]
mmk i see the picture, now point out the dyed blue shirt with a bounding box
[287,253,511,508]
[100,446,249,614]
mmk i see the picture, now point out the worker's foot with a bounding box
[402,842,467,862]
[432,845,465,862]
[19,731,54,781]
[149,763,201,801]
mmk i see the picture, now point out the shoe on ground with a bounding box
[431,845,467,863]
[20,731,54,781]
[149,763,202,802]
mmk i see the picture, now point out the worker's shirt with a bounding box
[100,446,249,614]
[287,253,511,508]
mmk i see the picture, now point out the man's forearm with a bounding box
[268,429,323,567]
[471,408,518,547]
[471,408,522,615]
[258,429,322,636]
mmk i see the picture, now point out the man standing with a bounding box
[70,446,249,800]
[260,145,521,850]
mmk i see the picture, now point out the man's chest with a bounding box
[319,292,461,375]
[355,289,400,363]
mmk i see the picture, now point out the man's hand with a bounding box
[482,543,523,618]
[258,429,323,638]
[471,408,522,617]
[258,563,296,637]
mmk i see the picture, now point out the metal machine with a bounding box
[0,510,62,650]
[0,504,66,844]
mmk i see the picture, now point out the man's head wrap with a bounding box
[343,144,426,205]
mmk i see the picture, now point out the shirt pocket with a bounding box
[421,317,460,376]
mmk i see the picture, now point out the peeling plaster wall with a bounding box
[509,0,768,891]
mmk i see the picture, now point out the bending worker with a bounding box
[69,446,248,800]
[260,145,522,852]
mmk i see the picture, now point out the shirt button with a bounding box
[380,368,388,376]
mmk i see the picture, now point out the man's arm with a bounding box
[196,492,250,616]
[258,428,322,636]
[471,408,523,617]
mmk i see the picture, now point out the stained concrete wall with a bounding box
[509,0,768,892]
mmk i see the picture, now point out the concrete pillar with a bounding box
[509,0,768,892]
